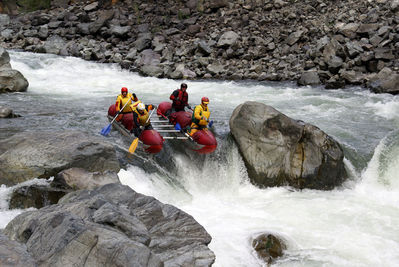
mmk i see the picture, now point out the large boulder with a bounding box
[0,232,37,266]
[4,183,215,266]
[229,102,347,190]
[0,47,29,93]
[0,131,120,186]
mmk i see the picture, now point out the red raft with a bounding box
[157,102,217,154]
[108,104,163,153]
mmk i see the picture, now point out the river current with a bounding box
[1,51,399,266]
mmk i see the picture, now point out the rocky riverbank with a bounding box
[0,0,398,94]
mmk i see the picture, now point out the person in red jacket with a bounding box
[169,83,191,113]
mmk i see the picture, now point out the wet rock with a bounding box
[0,105,21,118]
[229,101,347,190]
[4,183,215,266]
[51,167,119,190]
[0,130,120,186]
[252,233,286,265]
[0,232,37,267]
[0,69,29,93]
[9,184,69,209]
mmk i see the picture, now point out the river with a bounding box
[1,51,399,266]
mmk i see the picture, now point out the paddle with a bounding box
[175,123,194,141]
[129,107,156,154]
[101,98,132,136]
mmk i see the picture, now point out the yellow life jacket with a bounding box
[116,93,134,113]
[129,100,142,111]
[134,108,150,126]
[192,104,210,126]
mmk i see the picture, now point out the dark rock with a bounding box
[9,184,69,209]
[252,233,286,265]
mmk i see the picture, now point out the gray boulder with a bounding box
[0,232,37,267]
[229,102,347,190]
[297,71,321,86]
[52,167,120,190]
[0,131,120,186]
[0,69,29,93]
[0,105,21,118]
[217,31,239,48]
[0,47,29,93]
[368,67,399,95]
[4,183,215,266]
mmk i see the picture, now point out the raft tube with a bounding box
[108,104,163,153]
[157,101,217,154]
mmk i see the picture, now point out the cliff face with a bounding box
[1,0,398,93]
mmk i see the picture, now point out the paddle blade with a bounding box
[100,124,111,136]
[208,120,213,128]
[174,123,182,131]
[128,138,139,154]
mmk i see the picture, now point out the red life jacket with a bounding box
[170,89,188,110]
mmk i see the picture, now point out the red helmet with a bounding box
[121,87,128,93]
[201,97,209,104]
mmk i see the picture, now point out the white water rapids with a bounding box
[1,51,399,266]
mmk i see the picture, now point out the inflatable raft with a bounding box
[157,101,217,154]
[107,104,164,153]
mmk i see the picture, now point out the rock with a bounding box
[42,35,66,55]
[0,46,10,66]
[9,184,69,209]
[172,63,197,79]
[0,14,10,28]
[286,30,304,46]
[83,1,98,12]
[140,64,164,77]
[197,40,212,56]
[217,31,239,48]
[336,22,359,38]
[134,35,152,52]
[229,102,347,190]
[297,71,321,86]
[340,70,364,85]
[0,232,37,266]
[252,233,286,265]
[368,67,399,94]
[51,167,119,190]
[0,105,21,118]
[209,0,228,9]
[110,25,131,38]
[326,55,344,74]
[4,183,215,266]
[0,130,120,186]
[89,10,114,34]
[0,69,29,93]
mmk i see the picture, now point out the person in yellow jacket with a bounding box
[115,87,138,121]
[188,97,210,136]
[131,102,157,137]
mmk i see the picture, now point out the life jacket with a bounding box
[129,100,142,111]
[116,93,134,113]
[191,104,210,126]
[170,89,188,110]
[134,108,150,127]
